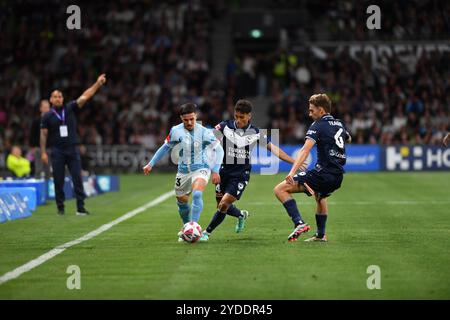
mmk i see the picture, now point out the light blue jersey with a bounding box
[148,123,223,174]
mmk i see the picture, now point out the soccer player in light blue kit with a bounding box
[143,103,224,241]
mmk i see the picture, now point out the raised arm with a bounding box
[266,142,295,164]
[76,74,107,108]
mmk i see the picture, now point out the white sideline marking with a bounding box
[0,190,175,286]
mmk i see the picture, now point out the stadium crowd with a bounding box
[0,0,225,152]
[282,0,449,42]
[259,48,449,145]
[0,0,448,155]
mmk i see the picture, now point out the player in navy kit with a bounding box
[274,93,351,242]
[201,99,295,241]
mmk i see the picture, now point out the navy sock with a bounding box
[206,211,226,233]
[282,199,304,226]
[315,214,327,238]
[226,205,243,218]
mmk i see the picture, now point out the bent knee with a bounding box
[218,200,230,212]
[176,196,189,204]
[192,189,202,198]
[274,182,288,195]
[273,184,282,195]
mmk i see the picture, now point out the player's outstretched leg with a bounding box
[201,193,249,241]
[274,181,310,241]
[200,194,223,241]
[201,212,225,241]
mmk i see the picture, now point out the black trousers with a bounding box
[51,146,86,210]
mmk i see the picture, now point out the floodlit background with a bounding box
[0,0,449,299]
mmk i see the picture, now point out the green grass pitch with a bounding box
[0,172,449,299]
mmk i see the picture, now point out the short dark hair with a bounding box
[179,103,197,116]
[50,90,63,97]
[235,99,252,114]
[309,93,331,113]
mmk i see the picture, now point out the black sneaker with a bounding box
[57,209,65,215]
[76,208,90,216]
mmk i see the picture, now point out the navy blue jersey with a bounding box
[41,100,80,149]
[214,120,269,177]
[305,114,349,175]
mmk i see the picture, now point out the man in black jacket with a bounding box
[40,74,106,216]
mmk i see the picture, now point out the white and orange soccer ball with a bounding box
[181,222,203,243]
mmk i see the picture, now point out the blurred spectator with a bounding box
[303,0,449,41]
[0,0,223,149]
[0,0,448,150]
[265,48,449,144]
[79,145,92,176]
[6,146,31,178]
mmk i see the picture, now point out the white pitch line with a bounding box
[0,190,175,286]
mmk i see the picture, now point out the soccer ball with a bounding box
[181,222,203,243]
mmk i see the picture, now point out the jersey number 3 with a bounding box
[334,128,344,148]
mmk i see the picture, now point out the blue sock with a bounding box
[191,190,203,223]
[226,205,243,218]
[315,214,327,238]
[206,211,226,233]
[282,199,304,226]
[177,202,190,224]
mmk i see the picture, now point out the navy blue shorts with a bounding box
[216,173,250,200]
[293,170,343,198]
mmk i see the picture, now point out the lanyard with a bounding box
[51,108,65,124]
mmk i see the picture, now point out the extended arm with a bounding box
[148,144,172,167]
[143,143,173,175]
[266,142,295,164]
[76,74,107,108]
[286,138,316,184]
[211,143,224,173]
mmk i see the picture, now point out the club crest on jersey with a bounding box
[223,126,259,148]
